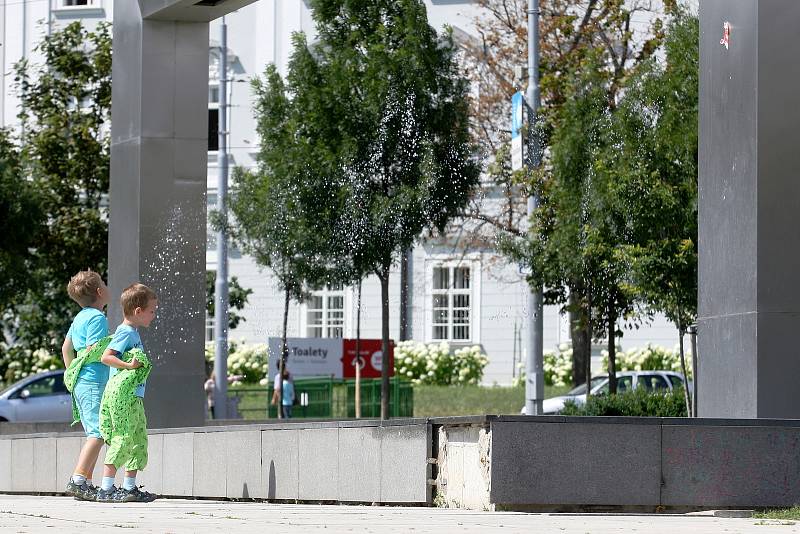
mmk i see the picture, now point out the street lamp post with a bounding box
[213,17,230,420]
[524,0,544,416]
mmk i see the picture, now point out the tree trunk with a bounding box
[399,248,410,341]
[678,324,691,417]
[355,280,362,419]
[569,293,589,387]
[607,309,617,395]
[278,286,289,419]
[380,267,391,420]
[585,291,593,405]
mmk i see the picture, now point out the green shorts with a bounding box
[104,397,148,471]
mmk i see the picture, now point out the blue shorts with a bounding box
[73,380,105,439]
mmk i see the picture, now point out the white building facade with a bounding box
[0,0,683,384]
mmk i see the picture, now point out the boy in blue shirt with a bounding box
[62,270,110,501]
[97,282,156,503]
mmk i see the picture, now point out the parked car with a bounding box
[0,370,72,422]
[522,370,688,415]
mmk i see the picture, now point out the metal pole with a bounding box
[525,0,544,416]
[690,324,698,417]
[213,18,230,420]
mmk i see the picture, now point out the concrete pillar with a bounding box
[109,0,257,427]
[699,0,800,418]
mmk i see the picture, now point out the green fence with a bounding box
[227,377,413,420]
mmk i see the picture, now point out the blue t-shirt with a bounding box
[282,379,295,406]
[108,323,147,398]
[66,307,109,384]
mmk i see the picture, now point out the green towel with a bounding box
[99,348,152,444]
[64,335,112,426]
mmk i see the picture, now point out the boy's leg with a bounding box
[75,437,104,481]
[68,381,104,498]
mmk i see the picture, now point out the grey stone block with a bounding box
[11,439,34,492]
[262,429,298,500]
[662,425,800,507]
[193,431,227,497]
[338,426,381,502]
[380,423,430,503]
[55,437,83,490]
[162,432,193,496]
[490,421,661,506]
[298,428,338,500]
[225,431,264,499]
[0,439,11,491]
[33,437,57,493]
[137,433,163,494]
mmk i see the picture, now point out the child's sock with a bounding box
[101,476,115,491]
[122,476,136,491]
[71,474,86,485]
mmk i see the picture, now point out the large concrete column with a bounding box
[699,0,800,418]
[109,0,257,428]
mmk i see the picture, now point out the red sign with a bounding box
[342,339,394,379]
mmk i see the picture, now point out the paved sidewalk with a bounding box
[0,496,797,533]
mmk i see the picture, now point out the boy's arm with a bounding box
[61,337,75,367]
[101,349,142,370]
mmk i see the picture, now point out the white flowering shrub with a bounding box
[0,344,63,385]
[394,341,488,385]
[601,344,692,378]
[513,343,574,387]
[205,341,269,387]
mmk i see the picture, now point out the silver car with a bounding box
[0,370,72,422]
[522,370,688,415]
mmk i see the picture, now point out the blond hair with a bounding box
[67,270,104,307]
[121,283,157,317]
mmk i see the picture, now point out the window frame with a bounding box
[301,283,350,339]
[424,257,481,344]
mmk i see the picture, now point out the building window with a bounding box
[205,312,215,342]
[208,83,220,152]
[61,0,93,6]
[207,192,217,251]
[306,283,345,338]
[431,265,472,342]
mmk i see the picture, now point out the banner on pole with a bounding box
[511,91,525,171]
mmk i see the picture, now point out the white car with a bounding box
[523,370,688,415]
[0,370,72,422]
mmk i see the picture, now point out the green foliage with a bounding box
[205,271,253,330]
[205,342,269,387]
[513,343,573,387]
[0,344,62,385]
[505,9,699,393]
[613,11,699,333]
[560,387,688,417]
[0,129,43,312]
[601,344,692,379]
[395,341,488,385]
[413,384,573,417]
[5,22,111,354]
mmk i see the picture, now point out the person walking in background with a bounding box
[204,371,216,419]
[281,369,295,419]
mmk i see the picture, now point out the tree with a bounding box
[287,0,480,419]
[464,0,667,387]
[0,130,42,317]
[609,10,699,411]
[4,22,111,355]
[205,271,253,331]
[224,66,332,412]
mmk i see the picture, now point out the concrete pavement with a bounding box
[0,495,797,533]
